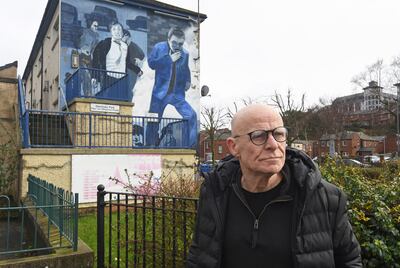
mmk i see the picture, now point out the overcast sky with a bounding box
[2,0,400,108]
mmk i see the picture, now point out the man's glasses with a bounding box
[233,126,288,145]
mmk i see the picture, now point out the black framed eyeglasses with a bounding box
[233,126,288,145]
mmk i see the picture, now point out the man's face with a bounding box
[91,21,98,32]
[122,34,130,43]
[111,24,123,40]
[168,35,185,53]
[228,108,286,177]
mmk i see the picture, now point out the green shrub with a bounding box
[320,158,400,267]
[361,167,383,180]
[0,140,19,195]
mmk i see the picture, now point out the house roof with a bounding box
[0,61,18,83]
[320,134,337,140]
[333,93,363,104]
[23,0,207,81]
[358,132,380,141]
[320,131,379,141]
[0,61,17,72]
[200,128,231,141]
[358,147,374,152]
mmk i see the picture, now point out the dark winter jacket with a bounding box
[186,148,362,268]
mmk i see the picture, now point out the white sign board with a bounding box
[72,154,162,203]
[90,103,120,113]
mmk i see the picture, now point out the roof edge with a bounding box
[122,0,207,20]
[0,61,18,71]
[22,0,207,81]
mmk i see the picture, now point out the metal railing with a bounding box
[27,174,79,251]
[0,176,79,259]
[96,185,198,268]
[25,110,189,149]
[0,195,51,259]
[65,67,129,103]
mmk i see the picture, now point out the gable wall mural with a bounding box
[60,0,200,148]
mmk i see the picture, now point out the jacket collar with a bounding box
[207,148,321,194]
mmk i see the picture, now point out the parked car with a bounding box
[363,155,380,164]
[199,160,219,173]
[341,158,370,167]
[84,5,118,31]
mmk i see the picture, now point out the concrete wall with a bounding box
[0,61,18,145]
[0,239,93,268]
[68,98,134,147]
[20,148,196,204]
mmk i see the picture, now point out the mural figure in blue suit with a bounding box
[147,27,197,148]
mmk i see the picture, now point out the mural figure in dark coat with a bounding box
[92,22,127,85]
[92,22,144,100]
[147,26,197,148]
[122,29,145,100]
[79,19,100,95]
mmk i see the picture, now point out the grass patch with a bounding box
[78,197,197,268]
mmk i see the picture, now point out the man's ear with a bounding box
[226,137,238,157]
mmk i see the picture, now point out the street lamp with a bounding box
[394,83,400,156]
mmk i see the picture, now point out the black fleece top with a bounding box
[221,165,294,268]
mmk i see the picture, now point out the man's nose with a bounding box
[263,133,278,148]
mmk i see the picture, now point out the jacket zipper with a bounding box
[232,184,293,248]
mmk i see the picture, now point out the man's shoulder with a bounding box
[316,179,346,212]
[95,38,111,49]
[201,155,240,192]
[319,179,342,196]
[152,41,168,50]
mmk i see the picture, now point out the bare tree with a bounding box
[348,58,400,133]
[351,58,395,90]
[351,59,384,87]
[225,97,258,120]
[270,89,314,145]
[200,106,228,164]
[388,55,400,87]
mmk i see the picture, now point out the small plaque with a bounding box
[90,103,120,113]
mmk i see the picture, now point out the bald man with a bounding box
[187,104,361,268]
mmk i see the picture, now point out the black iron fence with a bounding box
[97,185,198,268]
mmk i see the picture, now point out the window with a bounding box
[218,145,223,154]
[53,16,59,31]
[205,142,209,149]
[321,141,326,147]
[362,141,367,147]
[342,140,347,146]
